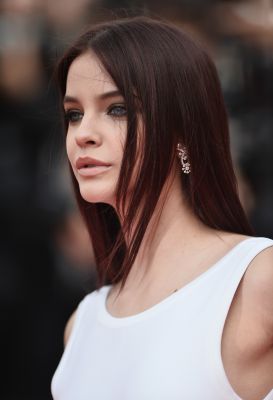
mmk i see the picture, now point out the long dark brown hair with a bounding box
[56,16,254,290]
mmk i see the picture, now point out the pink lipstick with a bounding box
[75,157,112,177]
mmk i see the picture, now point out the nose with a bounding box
[74,116,102,148]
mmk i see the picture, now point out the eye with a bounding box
[64,109,83,123]
[107,104,127,117]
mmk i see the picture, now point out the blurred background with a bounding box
[0,0,272,399]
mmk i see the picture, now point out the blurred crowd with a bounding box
[0,0,272,399]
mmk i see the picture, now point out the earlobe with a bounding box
[177,143,191,174]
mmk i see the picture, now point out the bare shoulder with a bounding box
[64,309,77,347]
[244,244,273,303]
[242,243,273,343]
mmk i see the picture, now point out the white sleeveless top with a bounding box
[51,237,273,400]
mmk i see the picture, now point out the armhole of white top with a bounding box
[213,238,273,399]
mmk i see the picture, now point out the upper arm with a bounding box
[64,309,77,347]
[243,245,273,344]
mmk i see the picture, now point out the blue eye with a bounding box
[65,109,83,123]
[108,104,127,117]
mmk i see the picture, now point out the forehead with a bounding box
[66,51,117,95]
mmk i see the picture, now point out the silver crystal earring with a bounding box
[177,143,191,174]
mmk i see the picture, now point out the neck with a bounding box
[118,172,216,291]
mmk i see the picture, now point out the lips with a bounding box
[75,156,112,177]
[76,157,111,170]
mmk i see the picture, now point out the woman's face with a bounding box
[65,51,127,207]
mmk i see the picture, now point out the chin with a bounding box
[79,185,116,206]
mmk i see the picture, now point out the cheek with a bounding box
[65,133,78,178]
[66,133,73,163]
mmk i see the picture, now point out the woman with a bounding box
[51,16,273,400]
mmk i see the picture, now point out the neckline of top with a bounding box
[97,236,263,326]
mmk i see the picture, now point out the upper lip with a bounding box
[76,157,111,169]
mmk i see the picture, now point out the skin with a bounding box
[64,51,273,400]
[65,52,127,206]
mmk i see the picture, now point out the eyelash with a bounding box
[64,110,82,123]
[64,104,127,123]
[108,104,127,117]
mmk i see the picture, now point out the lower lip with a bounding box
[77,165,112,177]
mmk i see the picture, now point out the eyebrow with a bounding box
[63,90,123,105]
